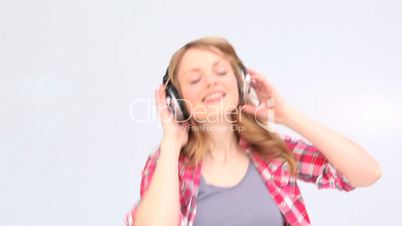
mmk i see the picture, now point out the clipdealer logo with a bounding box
[129,97,276,132]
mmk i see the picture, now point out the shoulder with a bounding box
[142,148,192,176]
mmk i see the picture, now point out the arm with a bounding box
[283,107,382,188]
[242,68,381,188]
[126,139,182,226]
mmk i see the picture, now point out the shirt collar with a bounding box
[181,136,291,187]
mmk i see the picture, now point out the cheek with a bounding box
[226,77,240,104]
[181,85,203,112]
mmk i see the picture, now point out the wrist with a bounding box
[282,106,299,128]
[160,137,181,156]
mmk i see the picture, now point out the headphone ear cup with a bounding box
[238,66,251,105]
[162,68,190,122]
[166,84,185,121]
[243,72,251,96]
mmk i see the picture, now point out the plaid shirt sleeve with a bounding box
[282,135,356,192]
[124,149,184,226]
[124,150,161,226]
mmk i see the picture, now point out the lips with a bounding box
[202,91,226,103]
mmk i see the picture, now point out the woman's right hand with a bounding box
[155,84,189,151]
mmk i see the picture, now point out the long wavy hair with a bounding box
[165,37,297,176]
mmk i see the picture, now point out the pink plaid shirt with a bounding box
[125,134,356,226]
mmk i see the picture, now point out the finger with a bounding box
[247,68,272,86]
[246,68,277,100]
[246,68,258,75]
[250,73,276,92]
[251,80,273,101]
[156,85,166,107]
[154,87,160,109]
[247,68,268,85]
[249,72,268,86]
[154,87,163,118]
[159,84,171,109]
[250,74,277,98]
[249,72,270,90]
[155,84,172,121]
[250,78,259,87]
[250,78,264,92]
[248,73,267,90]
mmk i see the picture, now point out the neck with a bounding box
[201,120,242,164]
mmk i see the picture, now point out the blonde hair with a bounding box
[166,37,297,176]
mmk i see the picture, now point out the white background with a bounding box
[1,0,401,225]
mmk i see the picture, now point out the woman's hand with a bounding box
[241,68,291,126]
[155,84,189,150]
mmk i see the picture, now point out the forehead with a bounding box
[178,47,230,74]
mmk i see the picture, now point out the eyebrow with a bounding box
[183,60,225,77]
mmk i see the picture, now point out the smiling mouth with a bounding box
[202,92,226,104]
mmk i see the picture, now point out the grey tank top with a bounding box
[193,158,285,226]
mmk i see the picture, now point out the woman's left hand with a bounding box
[241,68,291,126]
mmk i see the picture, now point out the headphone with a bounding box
[162,63,251,122]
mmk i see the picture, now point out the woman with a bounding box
[125,37,381,226]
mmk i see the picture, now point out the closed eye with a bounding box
[190,78,201,84]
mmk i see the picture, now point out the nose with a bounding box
[205,71,218,87]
